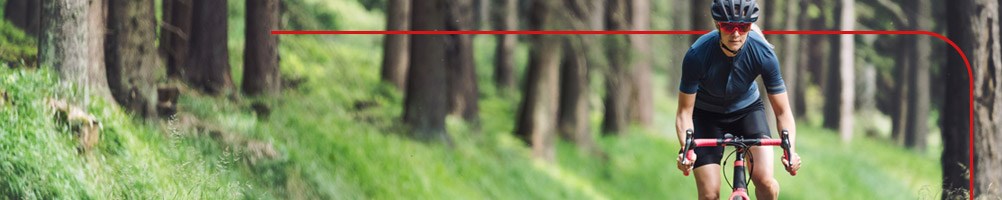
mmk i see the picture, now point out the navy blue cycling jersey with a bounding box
[679,30,786,114]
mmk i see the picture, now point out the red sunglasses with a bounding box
[717,22,752,33]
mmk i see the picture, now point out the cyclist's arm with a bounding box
[676,93,696,145]
[677,46,701,146]
[767,92,796,151]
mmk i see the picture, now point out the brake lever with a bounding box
[780,129,797,176]
[681,129,695,176]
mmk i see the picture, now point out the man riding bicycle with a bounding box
[675,0,802,199]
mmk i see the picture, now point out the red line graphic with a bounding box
[272,29,976,199]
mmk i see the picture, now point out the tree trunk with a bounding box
[837,0,855,142]
[558,0,600,155]
[951,0,1002,198]
[690,0,710,42]
[243,0,281,96]
[627,0,653,127]
[796,0,812,119]
[903,0,931,151]
[381,0,409,89]
[492,0,517,90]
[822,7,841,131]
[602,0,632,135]
[404,0,451,143]
[808,0,829,88]
[665,0,690,99]
[446,0,479,122]
[892,43,912,145]
[39,0,113,103]
[941,0,1002,198]
[942,1,972,197]
[4,0,41,36]
[159,0,172,62]
[161,0,192,79]
[589,0,605,30]
[515,0,560,161]
[476,0,488,30]
[183,0,233,95]
[105,0,159,118]
[4,0,28,29]
[84,0,110,102]
[782,0,802,119]
[559,38,596,153]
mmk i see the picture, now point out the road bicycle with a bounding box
[680,129,797,200]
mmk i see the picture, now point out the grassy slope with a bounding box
[1,0,941,199]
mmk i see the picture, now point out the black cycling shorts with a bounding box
[692,99,772,168]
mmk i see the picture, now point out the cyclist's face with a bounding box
[717,22,750,53]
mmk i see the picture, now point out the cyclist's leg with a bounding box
[735,109,780,200]
[693,108,725,200]
[694,164,723,200]
[749,145,778,199]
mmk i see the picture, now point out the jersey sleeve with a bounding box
[760,48,787,94]
[679,49,703,94]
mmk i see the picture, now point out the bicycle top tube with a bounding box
[692,137,782,147]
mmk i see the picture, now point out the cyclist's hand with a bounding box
[676,150,696,176]
[782,152,801,176]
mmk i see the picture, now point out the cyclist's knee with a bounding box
[754,177,780,196]
[699,192,720,200]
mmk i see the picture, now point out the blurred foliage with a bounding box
[356,0,386,12]
[0,19,36,67]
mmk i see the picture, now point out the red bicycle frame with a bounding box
[680,129,795,200]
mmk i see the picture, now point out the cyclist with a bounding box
[675,0,802,199]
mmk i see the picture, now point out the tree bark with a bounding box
[243,0,281,96]
[664,0,690,99]
[446,0,479,122]
[559,38,596,153]
[515,0,560,161]
[796,0,812,119]
[837,0,855,142]
[782,0,802,119]
[892,42,912,145]
[39,0,113,103]
[381,0,409,89]
[159,0,172,61]
[903,0,931,151]
[558,0,600,154]
[953,0,1002,198]
[602,0,632,135]
[183,0,233,95]
[492,0,518,90]
[404,0,451,143]
[105,0,159,118]
[942,0,1002,198]
[627,0,653,127]
[476,0,489,30]
[161,0,192,79]
[589,0,605,30]
[942,1,973,197]
[822,8,841,131]
[690,0,710,43]
[809,0,830,88]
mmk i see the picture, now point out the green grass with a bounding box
[1,0,942,199]
[0,67,249,199]
[0,3,36,66]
